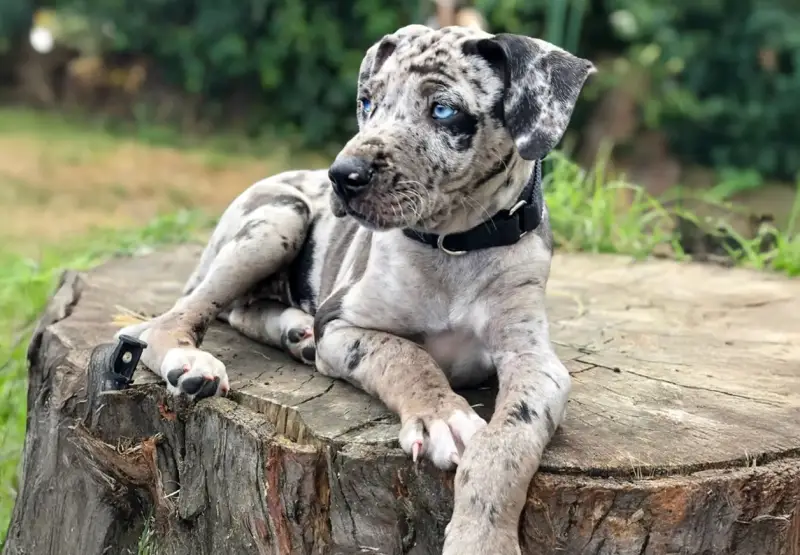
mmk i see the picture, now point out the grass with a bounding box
[543,150,800,276]
[0,107,798,547]
[0,106,329,253]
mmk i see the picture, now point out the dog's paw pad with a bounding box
[161,348,229,400]
[283,326,316,365]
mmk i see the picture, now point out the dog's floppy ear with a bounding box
[465,34,595,161]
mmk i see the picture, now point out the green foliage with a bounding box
[0,0,33,54]
[6,0,797,179]
[604,0,800,181]
[46,0,419,146]
[544,150,678,257]
[478,0,800,182]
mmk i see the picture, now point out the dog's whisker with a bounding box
[462,193,497,231]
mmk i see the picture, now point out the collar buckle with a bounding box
[508,199,527,216]
[437,234,468,256]
[508,199,530,238]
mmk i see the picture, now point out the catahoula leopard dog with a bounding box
[117,23,594,554]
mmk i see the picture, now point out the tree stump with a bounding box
[5,246,800,555]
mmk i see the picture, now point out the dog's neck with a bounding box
[432,158,537,236]
[402,159,543,253]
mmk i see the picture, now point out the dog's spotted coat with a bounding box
[118,24,594,554]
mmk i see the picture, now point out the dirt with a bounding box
[0,133,329,253]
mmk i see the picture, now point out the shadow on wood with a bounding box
[4,246,800,555]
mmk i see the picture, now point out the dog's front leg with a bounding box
[443,292,570,555]
[315,320,487,469]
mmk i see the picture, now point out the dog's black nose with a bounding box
[328,156,373,199]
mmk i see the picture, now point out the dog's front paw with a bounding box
[443,517,521,555]
[398,393,486,470]
[161,347,230,400]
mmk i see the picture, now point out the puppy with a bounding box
[118,24,594,554]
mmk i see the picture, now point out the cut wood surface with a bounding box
[4,245,800,555]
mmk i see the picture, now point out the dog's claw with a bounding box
[450,452,461,466]
[412,440,422,463]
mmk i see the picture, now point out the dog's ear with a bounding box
[465,34,595,161]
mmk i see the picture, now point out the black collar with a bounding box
[402,160,544,255]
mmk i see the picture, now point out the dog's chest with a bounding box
[420,315,496,389]
[349,251,498,387]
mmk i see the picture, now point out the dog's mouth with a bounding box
[329,175,433,231]
[342,202,389,230]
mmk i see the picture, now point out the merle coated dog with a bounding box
[117,24,594,554]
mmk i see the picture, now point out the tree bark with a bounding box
[4,246,800,555]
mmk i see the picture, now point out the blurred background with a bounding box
[1,0,799,250]
[0,0,798,544]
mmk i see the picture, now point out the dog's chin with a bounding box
[345,206,396,231]
[329,195,405,231]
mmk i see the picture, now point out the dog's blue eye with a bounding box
[359,98,372,115]
[432,103,457,120]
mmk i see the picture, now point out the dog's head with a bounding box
[328,24,595,233]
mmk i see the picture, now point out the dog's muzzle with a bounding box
[328,156,374,201]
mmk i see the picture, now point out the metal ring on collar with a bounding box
[437,234,467,256]
[508,199,527,216]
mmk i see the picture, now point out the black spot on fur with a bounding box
[469,77,486,96]
[545,406,557,435]
[373,38,397,76]
[233,220,265,242]
[271,194,311,216]
[471,148,514,191]
[487,505,498,526]
[491,95,505,124]
[190,321,206,345]
[240,192,273,215]
[346,338,366,371]
[458,468,470,486]
[288,218,317,311]
[313,286,349,340]
[515,277,542,288]
[507,400,537,425]
[409,63,456,82]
